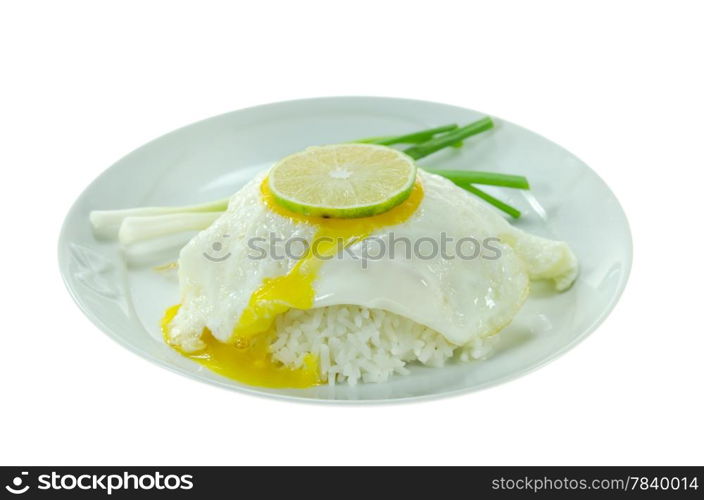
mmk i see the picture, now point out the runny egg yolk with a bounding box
[162,177,424,388]
[161,304,320,388]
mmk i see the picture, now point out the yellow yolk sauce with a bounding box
[162,305,319,388]
[162,177,423,389]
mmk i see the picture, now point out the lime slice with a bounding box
[268,144,417,218]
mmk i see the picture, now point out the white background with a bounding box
[1,0,702,466]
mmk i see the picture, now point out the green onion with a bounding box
[118,212,223,245]
[456,183,521,218]
[360,124,459,145]
[404,117,494,160]
[426,169,530,189]
[353,136,389,144]
[90,198,229,238]
[374,124,458,145]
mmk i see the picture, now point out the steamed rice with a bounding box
[270,305,495,385]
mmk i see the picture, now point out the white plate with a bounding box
[58,97,632,403]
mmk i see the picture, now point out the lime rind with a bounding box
[271,182,415,218]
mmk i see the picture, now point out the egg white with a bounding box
[167,170,577,351]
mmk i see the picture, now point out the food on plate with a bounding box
[91,119,578,388]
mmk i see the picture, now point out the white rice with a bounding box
[270,305,495,385]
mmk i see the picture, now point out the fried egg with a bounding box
[164,169,577,387]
